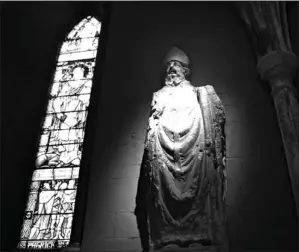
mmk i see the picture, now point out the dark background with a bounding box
[1,2,298,251]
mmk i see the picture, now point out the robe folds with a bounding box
[136,81,227,251]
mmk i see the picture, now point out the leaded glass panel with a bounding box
[18,16,101,250]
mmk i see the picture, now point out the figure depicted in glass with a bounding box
[18,16,102,250]
[135,47,228,251]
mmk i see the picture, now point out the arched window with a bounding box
[18,16,102,250]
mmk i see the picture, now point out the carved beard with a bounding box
[165,64,187,87]
[165,73,185,86]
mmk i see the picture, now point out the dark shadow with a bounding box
[134,151,151,252]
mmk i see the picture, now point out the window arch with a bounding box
[18,16,102,250]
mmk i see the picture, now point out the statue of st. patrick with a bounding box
[135,47,228,251]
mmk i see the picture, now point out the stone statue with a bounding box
[135,47,228,251]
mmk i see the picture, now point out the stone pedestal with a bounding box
[257,50,299,248]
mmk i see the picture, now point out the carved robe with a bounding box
[138,81,227,250]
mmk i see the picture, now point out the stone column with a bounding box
[257,51,299,242]
[235,1,299,247]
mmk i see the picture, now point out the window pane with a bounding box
[58,50,97,62]
[54,61,95,82]
[39,128,85,147]
[50,80,92,97]
[19,16,101,250]
[60,37,99,54]
[67,17,101,39]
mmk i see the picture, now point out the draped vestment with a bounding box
[137,81,227,250]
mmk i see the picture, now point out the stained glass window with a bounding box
[18,16,102,250]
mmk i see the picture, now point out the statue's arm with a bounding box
[204,85,226,167]
[206,85,227,205]
[150,92,164,120]
[197,85,227,202]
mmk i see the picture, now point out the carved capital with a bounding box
[257,51,298,92]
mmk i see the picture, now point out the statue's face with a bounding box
[165,61,187,86]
